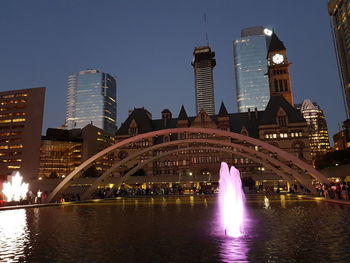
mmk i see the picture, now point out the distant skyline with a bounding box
[0,0,344,143]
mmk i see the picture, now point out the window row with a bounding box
[265,131,303,139]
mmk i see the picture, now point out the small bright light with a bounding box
[335,163,339,166]
[189,172,193,176]
[264,28,273,36]
[38,177,42,180]
[335,178,340,183]
[2,171,29,202]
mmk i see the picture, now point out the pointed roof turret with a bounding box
[178,105,189,120]
[268,32,286,52]
[218,101,229,117]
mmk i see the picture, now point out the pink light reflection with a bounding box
[218,162,245,238]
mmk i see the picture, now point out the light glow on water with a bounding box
[219,162,245,238]
[0,209,29,262]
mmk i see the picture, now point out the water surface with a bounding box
[0,195,349,263]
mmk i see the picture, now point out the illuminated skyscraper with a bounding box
[329,0,350,118]
[65,69,117,134]
[233,26,273,112]
[0,87,45,180]
[192,46,216,115]
[297,100,330,160]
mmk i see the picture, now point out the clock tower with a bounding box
[267,32,294,106]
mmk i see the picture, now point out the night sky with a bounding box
[0,0,343,143]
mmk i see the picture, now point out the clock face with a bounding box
[272,54,284,64]
[263,28,273,36]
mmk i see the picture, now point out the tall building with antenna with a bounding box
[191,46,216,115]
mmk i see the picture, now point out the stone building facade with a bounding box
[114,98,311,184]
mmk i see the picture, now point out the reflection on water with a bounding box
[280,194,286,208]
[220,237,249,263]
[216,204,250,263]
[263,196,270,209]
[0,195,349,263]
[0,209,29,262]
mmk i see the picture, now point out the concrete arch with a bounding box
[47,128,328,202]
[101,146,300,199]
[84,145,298,199]
[81,138,314,199]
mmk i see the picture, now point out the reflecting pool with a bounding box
[0,195,350,263]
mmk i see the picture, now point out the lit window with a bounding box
[12,118,26,122]
[7,165,20,169]
[0,119,11,123]
[9,145,23,149]
[15,93,28,97]
[2,95,14,99]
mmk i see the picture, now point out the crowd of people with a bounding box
[0,190,48,206]
[91,184,218,199]
[315,182,349,200]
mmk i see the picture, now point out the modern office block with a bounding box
[233,26,272,112]
[329,0,350,118]
[65,69,117,135]
[0,87,45,180]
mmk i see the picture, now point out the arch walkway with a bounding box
[47,128,329,202]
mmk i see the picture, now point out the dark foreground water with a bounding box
[0,195,350,263]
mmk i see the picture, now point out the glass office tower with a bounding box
[329,0,350,118]
[233,26,272,112]
[65,69,117,134]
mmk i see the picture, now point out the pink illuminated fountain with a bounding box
[219,162,245,238]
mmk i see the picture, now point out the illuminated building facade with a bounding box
[65,69,117,134]
[0,87,45,180]
[39,124,115,178]
[329,0,350,118]
[296,100,330,160]
[233,26,273,112]
[114,99,310,186]
[192,46,216,115]
[39,130,82,179]
[333,119,350,150]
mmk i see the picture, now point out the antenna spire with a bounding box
[204,13,209,46]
